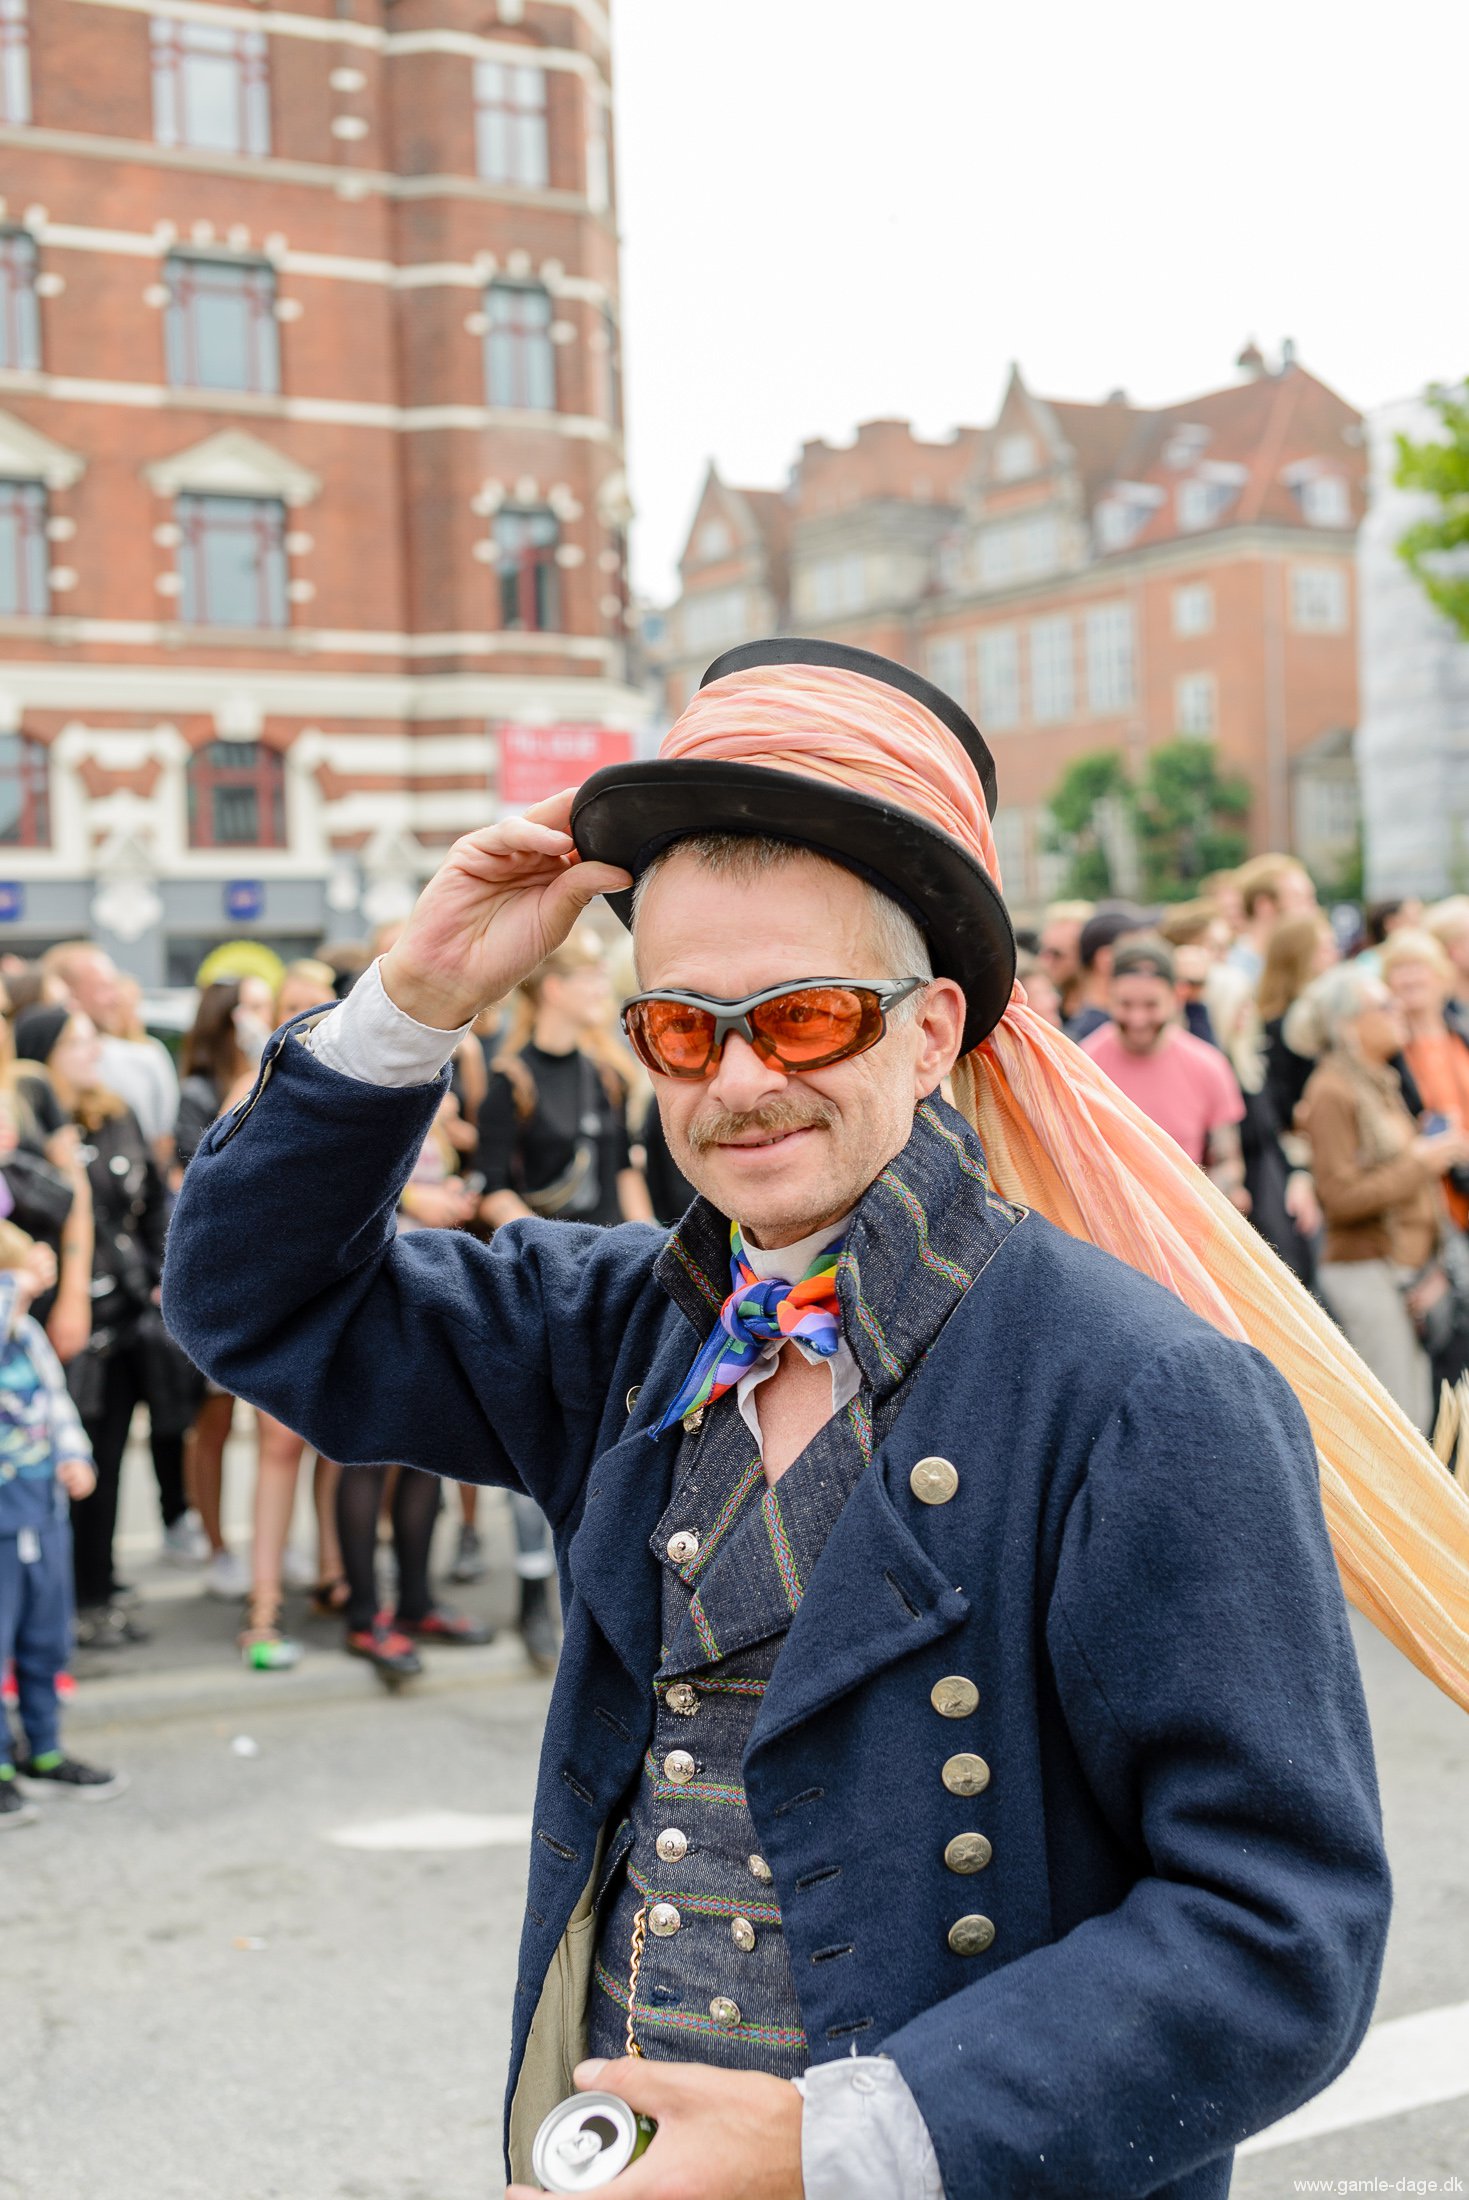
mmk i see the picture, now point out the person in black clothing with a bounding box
[477,934,652,1666]
[14,1005,199,1649]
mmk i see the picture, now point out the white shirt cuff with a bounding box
[299,958,473,1088]
[796,2058,946,2200]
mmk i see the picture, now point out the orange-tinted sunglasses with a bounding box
[621,977,926,1081]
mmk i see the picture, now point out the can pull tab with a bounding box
[556,2115,621,2169]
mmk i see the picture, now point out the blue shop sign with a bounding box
[224,880,265,922]
[0,882,24,922]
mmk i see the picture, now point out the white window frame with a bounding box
[1175,671,1216,737]
[1172,583,1214,636]
[1085,602,1136,715]
[1301,474,1351,528]
[926,634,971,708]
[978,626,1022,731]
[1289,563,1349,633]
[1028,615,1073,724]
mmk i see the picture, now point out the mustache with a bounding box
[684,1094,837,1154]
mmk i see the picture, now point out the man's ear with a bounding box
[913,978,967,1094]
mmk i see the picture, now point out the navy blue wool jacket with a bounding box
[162,1025,1390,2200]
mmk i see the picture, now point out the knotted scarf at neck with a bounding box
[654,1222,843,1437]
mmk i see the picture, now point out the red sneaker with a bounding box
[345,1624,422,1682]
[392,1606,494,1647]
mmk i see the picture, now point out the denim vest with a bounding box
[588,1098,1020,2076]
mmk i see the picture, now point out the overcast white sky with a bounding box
[610,0,1463,602]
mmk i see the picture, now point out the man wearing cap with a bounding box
[1082,934,1247,1203]
[164,641,1396,2200]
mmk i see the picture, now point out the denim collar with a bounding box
[651,1097,1026,1677]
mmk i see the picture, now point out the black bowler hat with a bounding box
[570,637,1017,1053]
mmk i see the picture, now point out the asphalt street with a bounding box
[3,1578,1467,2198]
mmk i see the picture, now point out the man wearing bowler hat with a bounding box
[165,639,1401,2199]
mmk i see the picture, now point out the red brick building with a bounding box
[660,353,1364,915]
[0,0,641,980]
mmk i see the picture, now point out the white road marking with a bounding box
[325,1810,533,1851]
[1239,1997,1469,2155]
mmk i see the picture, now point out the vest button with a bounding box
[665,1682,699,1716]
[747,1854,773,1884]
[655,1827,688,1863]
[947,1914,996,1957]
[648,1902,682,1937]
[941,1752,991,1797]
[666,1530,701,1565]
[910,1455,960,1505]
[731,1916,756,1952]
[931,1675,980,1719]
[944,1832,993,1875]
[626,1385,642,1414]
[709,1996,742,2028]
[662,1749,697,1785]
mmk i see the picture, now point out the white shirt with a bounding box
[300,962,946,2200]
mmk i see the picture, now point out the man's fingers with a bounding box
[572,2053,676,2117]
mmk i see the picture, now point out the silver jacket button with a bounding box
[665,1682,698,1716]
[931,1675,980,1719]
[910,1455,959,1505]
[648,1902,682,1937]
[662,1749,697,1785]
[730,1916,756,1952]
[666,1530,701,1565]
[747,1853,773,1883]
[947,1913,996,1957]
[655,1827,688,1863]
[709,1996,742,2028]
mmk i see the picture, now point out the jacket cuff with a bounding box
[797,2057,946,2200]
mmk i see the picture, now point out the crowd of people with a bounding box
[1026,855,1469,1438]
[5,854,1468,1822]
[0,918,687,1820]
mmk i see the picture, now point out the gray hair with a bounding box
[1305,962,1389,1050]
[629,835,933,1010]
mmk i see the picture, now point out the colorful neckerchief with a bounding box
[653,1222,844,1437]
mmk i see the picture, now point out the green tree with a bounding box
[1044,749,1128,899]
[1395,381,1469,637]
[1132,740,1250,902]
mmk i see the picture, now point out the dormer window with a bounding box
[1094,483,1163,553]
[994,433,1037,482]
[1177,465,1245,533]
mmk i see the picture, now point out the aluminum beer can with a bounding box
[530,2093,656,2192]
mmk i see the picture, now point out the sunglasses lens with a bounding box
[752,986,874,1065]
[628,998,717,1076]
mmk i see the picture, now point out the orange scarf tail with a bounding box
[661,662,1469,1711]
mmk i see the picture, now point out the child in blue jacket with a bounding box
[0,1220,125,1827]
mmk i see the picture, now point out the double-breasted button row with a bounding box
[666,1529,701,1566]
[910,1454,959,1505]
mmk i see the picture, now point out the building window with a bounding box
[1290,563,1349,633]
[0,731,48,844]
[0,478,47,614]
[473,60,548,187]
[1172,582,1214,636]
[926,635,971,708]
[151,19,269,157]
[0,228,39,370]
[994,433,1037,482]
[187,740,286,849]
[681,583,746,654]
[1300,473,1351,528]
[1175,671,1216,737]
[177,493,287,628]
[494,506,560,631]
[1029,615,1074,724]
[0,0,29,127]
[991,805,1030,899]
[977,512,1059,590]
[978,627,1021,730]
[1085,601,1136,714]
[800,552,867,619]
[1177,475,1238,532]
[484,282,555,411]
[164,254,278,393]
[585,88,610,212]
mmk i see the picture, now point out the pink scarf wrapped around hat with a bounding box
[662,661,1469,1711]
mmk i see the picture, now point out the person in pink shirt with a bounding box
[1081,935,1248,1206]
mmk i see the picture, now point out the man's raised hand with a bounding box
[379,790,632,1030]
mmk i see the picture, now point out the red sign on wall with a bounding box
[498,723,633,807]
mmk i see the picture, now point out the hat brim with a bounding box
[570,759,1016,1054]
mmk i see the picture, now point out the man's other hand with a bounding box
[505,2055,804,2199]
[380,790,632,1032]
